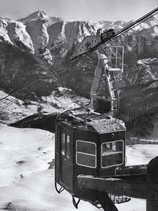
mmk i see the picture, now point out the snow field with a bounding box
[0,125,157,210]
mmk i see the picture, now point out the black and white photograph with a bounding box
[0,0,158,210]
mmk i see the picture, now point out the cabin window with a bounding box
[76,140,97,168]
[61,131,71,159]
[101,140,124,168]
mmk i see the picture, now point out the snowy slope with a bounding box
[0,88,89,125]
[0,90,38,124]
[0,125,157,210]
[0,125,53,187]
[0,125,98,211]
[126,144,158,165]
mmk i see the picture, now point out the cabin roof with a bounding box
[59,109,126,134]
[87,117,125,134]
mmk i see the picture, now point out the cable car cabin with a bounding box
[55,109,126,202]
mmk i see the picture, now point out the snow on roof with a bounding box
[88,117,125,134]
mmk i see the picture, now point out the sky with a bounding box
[0,0,157,21]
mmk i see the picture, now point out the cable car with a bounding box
[54,7,158,211]
[55,109,126,209]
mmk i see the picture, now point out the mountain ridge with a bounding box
[0,10,158,137]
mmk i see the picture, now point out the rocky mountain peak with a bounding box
[20,10,49,24]
[0,18,12,43]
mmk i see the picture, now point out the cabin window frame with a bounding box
[76,140,97,168]
[101,140,124,169]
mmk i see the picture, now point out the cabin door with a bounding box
[60,128,73,189]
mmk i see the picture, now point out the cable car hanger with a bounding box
[71,6,158,60]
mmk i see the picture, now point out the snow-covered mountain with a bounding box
[0,10,158,137]
[0,10,158,65]
[0,10,100,66]
[0,18,34,52]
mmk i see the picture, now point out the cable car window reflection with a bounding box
[61,132,71,159]
[66,135,71,159]
[61,132,66,156]
[76,140,97,168]
[101,140,124,168]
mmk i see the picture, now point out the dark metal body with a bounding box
[55,111,158,211]
[55,111,126,201]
